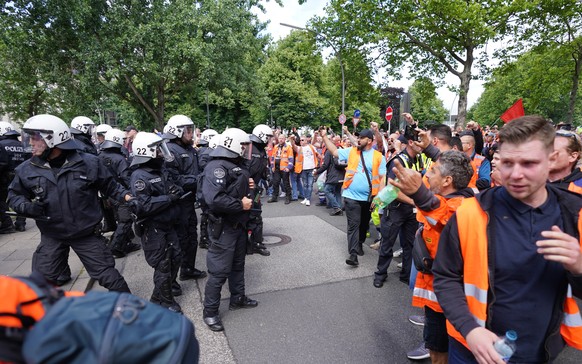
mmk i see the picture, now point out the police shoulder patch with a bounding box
[134,179,146,191]
[213,168,226,179]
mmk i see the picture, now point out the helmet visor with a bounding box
[241,142,252,160]
[152,139,174,162]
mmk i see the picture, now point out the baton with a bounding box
[4,210,51,222]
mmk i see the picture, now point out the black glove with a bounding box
[117,203,133,222]
[168,185,183,202]
[23,200,47,217]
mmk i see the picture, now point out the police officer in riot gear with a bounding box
[202,128,258,332]
[197,129,219,249]
[70,116,98,155]
[245,124,273,256]
[95,124,113,152]
[98,128,141,258]
[130,132,183,313]
[8,115,131,292]
[0,122,30,233]
[162,115,207,283]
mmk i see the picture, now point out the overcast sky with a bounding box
[253,0,485,116]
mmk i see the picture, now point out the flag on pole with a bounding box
[500,98,525,123]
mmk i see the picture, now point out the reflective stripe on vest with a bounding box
[449,197,582,350]
[342,148,383,195]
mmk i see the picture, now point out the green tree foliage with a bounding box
[469,44,581,125]
[0,0,269,131]
[510,0,582,124]
[408,78,447,125]
[258,31,329,130]
[313,0,520,128]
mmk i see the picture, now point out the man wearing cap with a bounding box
[320,127,386,266]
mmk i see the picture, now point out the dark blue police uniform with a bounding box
[8,150,130,292]
[202,156,253,318]
[0,136,30,232]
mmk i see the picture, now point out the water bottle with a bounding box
[372,184,399,209]
[493,330,517,362]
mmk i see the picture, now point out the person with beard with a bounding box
[8,114,131,292]
[162,115,207,291]
[202,128,257,331]
[245,124,273,256]
[549,129,582,193]
[98,128,141,258]
[129,132,183,312]
[0,122,31,233]
[319,127,386,266]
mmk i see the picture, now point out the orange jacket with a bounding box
[294,144,318,173]
[468,154,485,189]
[342,147,383,196]
[448,197,582,350]
[412,195,465,312]
[270,143,294,171]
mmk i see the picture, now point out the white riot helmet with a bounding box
[23,114,78,150]
[130,132,174,166]
[251,124,272,144]
[201,129,218,142]
[162,114,194,139]
[212,128,251,159]
[0,121,20,137]
[101,128,126,149]
[70,116,96,135]
[208,134,220,149]
[95,124,113,136]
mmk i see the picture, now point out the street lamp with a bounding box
[280,22,345,116]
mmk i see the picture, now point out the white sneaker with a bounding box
[397,262,403,269]
[300,199,307,205]
[394,248,403,257]
[305,200,310,206]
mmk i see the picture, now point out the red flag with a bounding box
[500,98,525,123]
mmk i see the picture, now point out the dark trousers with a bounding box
[204,223,247,316]
[110,202,134,251]
[33,233,130,292]
[344,198,372,255]
[375,205,418,282]
[247,195,263,245]
[324,183,342,209]
[176,200,199,272]
[200,207,209,243]
[272,168,291,199]
[142,225,180,297]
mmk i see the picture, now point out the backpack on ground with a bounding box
[0,272,83,363]
[22,291,200,364]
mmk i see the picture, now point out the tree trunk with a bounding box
[455,50,473,131]
[124,74,160,128]
[566,47,582,125]
[156,80,165,131]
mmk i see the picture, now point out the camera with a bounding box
[404,123,421,142]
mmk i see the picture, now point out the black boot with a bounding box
[199,236,209,249]
[158,278,182,313]
[229,295,258,310]
[179,267,207,281]
[253,243,270,256]
[203,310,224,331]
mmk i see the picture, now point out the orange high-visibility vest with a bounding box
[294,144,318,173]
[342,147,383,196]
[468,154,485,189]
[270,143,294,171]
[449,197,582,350]
[412,196,465,313]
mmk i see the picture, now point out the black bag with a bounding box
[22,291,199,364]
[412,225,434,274]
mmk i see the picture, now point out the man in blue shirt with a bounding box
[320,127,386,266]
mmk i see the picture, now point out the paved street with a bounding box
[1,198,582,364]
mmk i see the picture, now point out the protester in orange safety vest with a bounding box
[319,126,386,266]
[433,115,582,363]
[267,134,294,204]
[390,150,474,364]
[460,131,491,192]
[549,129,582,194]
[290,135,320,206]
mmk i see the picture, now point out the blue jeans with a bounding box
[290,171,304,200]
[324,183,342,209]
[301,169,314,202]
